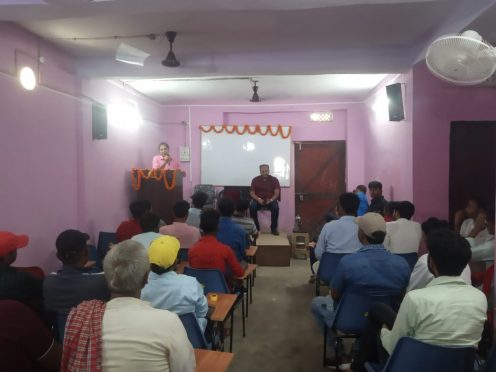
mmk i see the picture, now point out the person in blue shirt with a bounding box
[314,192,363,261]
[311,213,411,367]
[354,185,369,217]
[216,197,248,264]
[141,235,208,332]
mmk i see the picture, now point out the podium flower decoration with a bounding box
[131,168,177,191]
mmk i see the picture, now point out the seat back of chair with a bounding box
[484,344,496,372]
[178,248,189,262]
[55,312,68,343]
[317,253,349,283]
[183,267,229,294]
[395,253,418,271]
[383,337,475,372]
[14,266,45,280]
[334,286,400,335]
[179,313,208,349]
[97,232,118,267]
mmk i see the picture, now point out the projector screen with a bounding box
[200,126,291,187]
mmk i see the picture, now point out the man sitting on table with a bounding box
[249,164,280,235]
[189,209,245,286]
[141,236,208,332]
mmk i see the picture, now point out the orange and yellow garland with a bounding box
[200,124,291,139]
[131,168,177,191]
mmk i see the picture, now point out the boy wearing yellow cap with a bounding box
[141,236,208,332]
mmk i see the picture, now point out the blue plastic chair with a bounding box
[183,267,245,352]
[178,248,189,262]
[395,253,418,272]
[97,232,117,268]
[55,313,68,343]
[324,285,401,368]
[315,253,349,296]
[179,313,209,349]
[365,337,476,372]
[483,344,496,372]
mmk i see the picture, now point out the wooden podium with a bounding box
[132,169,184,225]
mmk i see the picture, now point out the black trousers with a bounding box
[249,200,279,231]
[352,303,397,372]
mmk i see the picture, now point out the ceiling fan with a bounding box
[161,31,180,68]
[425,30,496,85]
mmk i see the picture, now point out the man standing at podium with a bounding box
[249,164,280,235]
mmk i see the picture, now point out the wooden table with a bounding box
[207,292,238,352]
[195,349,234,372]
[234,263,258,315]
[208,293,237,322]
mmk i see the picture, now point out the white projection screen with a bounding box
[200,126,291,187]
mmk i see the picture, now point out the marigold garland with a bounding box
[131,168,177,191]
[199,124,291,139]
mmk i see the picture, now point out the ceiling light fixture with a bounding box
[19,66,37,90]
[161,31,180,68]
[309,112,333,122]
[115,43,150,66]
[250,80,261,102]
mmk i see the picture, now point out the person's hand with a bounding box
[307,242,316,250]
[454,209,466,224]
[265,198,273,204]
[474,212,488,232]
[258,197,265,205]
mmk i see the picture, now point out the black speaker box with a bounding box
[92,103,108,139]
[386,83,405,121]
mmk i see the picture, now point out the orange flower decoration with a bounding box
[131,168,177,191]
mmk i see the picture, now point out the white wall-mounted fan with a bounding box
[425,30,496,85]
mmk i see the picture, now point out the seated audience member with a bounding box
[131,212,162,251]
[384,201,421,254]
[0,299,61,372]
[367,181,388,214]
[116,200,151,242]
[382,201,398,223]
[454,197,485,238]
[44,230,110,314]
[141,236,208,332]
[0,232,43,316]
[314,193,362,261]
[308,213,338,283]
[353,229,487,371]
[189,209,245,282]
[311,213,410,345]
[160,201,201,249]
[407,218,471,291]
[354,185,369,217]
[466,210,495,262]
[186,191,208,228]
[232,199,259,242]
[61,240,195,372]
[216,197,248,263]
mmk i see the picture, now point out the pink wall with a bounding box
[412,62,496,223]
[0,24,175,272]
[364,72,414,203]
[163,103,368,233]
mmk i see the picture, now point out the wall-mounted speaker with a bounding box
[92,103,107,139]
[386,83,405,121]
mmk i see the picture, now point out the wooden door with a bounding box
[294,141,346,237]
[449,122,496,224]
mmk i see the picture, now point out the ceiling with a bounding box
[2,0,496,102]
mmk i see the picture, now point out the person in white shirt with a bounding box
[463,211,495,262]
[62,240,195,372]
[384,201,421,254]
[454,198,485,237]
[141,235,208,332]
[185,191,208,228]
[131,213,162,251]
[353,229,487,371]
[408,217,471,291]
